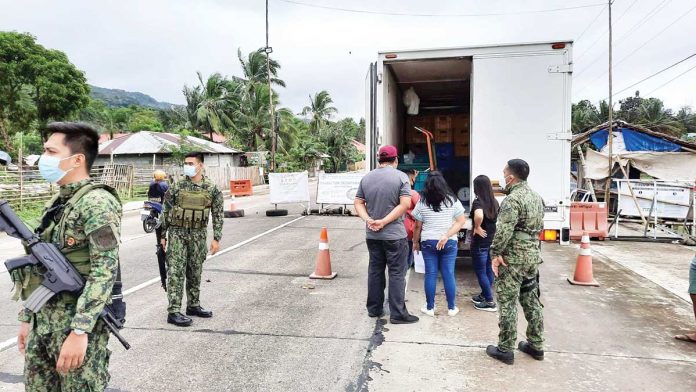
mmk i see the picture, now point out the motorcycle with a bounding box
[140,201,162,233]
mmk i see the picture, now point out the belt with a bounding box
[513,231,537,241]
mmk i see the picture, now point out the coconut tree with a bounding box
[230,83,274,150]
[184,72,235,140]
[637,98,683,136]
[237,48,285,87]
[301,90,338,135]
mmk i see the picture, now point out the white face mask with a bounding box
[183,164,199,178]
[38,154,77,184]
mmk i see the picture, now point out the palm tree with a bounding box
[230,83,276,150]
[184,72,235,140]
[237,48,285,87]
[637,98,683,136]
[301,90,338,135]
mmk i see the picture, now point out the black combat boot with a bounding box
[186,306,213,318]
[518,341,544,360]
[486,345,514,365]
[167,312,193,327]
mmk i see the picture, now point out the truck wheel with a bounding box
[224,210,245,218]
[266,209,288,217]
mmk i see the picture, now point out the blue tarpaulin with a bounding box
[589,127,681,152]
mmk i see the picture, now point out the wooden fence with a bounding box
[1,164,265,207]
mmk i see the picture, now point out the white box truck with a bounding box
[365,41,573,244]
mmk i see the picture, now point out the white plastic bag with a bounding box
[414,252,425,274]
[403,87,420,115]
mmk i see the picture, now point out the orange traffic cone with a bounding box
[310,227,337,279]
[224,195,244,218]
[567,232,599,286]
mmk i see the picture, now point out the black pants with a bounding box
[366,238,409,319]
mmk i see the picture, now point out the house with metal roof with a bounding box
[97,131,243,168]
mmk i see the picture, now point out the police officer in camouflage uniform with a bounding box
[13,122,122,391]
[486,159,545,365]
[161,152,224,327]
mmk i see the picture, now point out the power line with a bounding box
[646,62,696,95]
[576,4,607,42]
[575,0,664,73]
[609,52,696,98]
[574,0,640,61]
[575,3,696,95]
[275,0,605,17]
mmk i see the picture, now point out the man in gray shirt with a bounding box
[354,145,419,324]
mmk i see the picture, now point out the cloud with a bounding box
[2,0,694,119]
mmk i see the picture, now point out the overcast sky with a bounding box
[2,0,695,120]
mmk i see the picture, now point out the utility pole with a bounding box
[604,0,614,205]
[266,0,277,172]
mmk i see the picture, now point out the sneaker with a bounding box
[420,305,435,317]
[447,307,460,316]
[390,314,420,324]
[471,294,485,304]
[474,301,497,312]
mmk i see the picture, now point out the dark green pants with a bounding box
[495,263,544,352]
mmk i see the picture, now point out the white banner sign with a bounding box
[269,171,310,204]
[317,172,365,205]
[617,181,692,220]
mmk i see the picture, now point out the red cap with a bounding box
[378,145,398,159]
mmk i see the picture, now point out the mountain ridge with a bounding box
[89,85,177,110]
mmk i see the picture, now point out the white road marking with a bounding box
[0,215,306,352]
[0,337,17,352]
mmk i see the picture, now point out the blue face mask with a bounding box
[183,164,198,178]
[38,154,76,184]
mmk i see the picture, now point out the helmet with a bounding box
[153,170,166,181]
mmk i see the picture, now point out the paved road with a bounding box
[1,188,695,391]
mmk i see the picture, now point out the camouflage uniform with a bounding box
[16,179,122,391]
[490,181,545,353]
[161,176,223,314]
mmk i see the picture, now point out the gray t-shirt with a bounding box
[355,166,411,240]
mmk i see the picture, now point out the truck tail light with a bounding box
[542,230,558,241]
[552,43,566,49]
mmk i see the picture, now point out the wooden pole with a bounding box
[18,132,23,210]
[617,165,647,224]
[576,145,597,202]
[605,0,614,205]
[266,0,276,172]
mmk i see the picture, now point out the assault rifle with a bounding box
[0,199,130,350]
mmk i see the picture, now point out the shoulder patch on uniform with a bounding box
[88,223,120,251]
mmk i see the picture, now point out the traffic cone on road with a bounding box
[568,232,599,286]
[224,195,244,218]
[310,227,337,280]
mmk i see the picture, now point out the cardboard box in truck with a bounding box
[365,41,573,243]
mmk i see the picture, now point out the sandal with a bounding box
[674,334,696,343]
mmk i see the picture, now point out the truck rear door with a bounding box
[470,46,572,230]
[365,62,378,170]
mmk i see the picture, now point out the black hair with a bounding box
[46,122,99,171]
[403,169,417,176]
[378,156,396,164]
[473,175,499,220]
[185,152,205,163]
[421,171,456,212]
[507,159,530,181]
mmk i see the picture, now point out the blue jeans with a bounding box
[421,239,458,310]
[472,246,495,302]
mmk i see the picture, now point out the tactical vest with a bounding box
[11,183,121,301]
[169,188,212,229]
